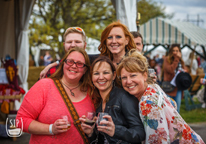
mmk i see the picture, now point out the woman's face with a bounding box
[120,68,147,99]
[92,62,116,94]
[106,27,129,56]
[172,47,180,56]
[63,51,86,82]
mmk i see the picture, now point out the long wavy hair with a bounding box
[90,56,116,108]
[98,21,136,61]
[167,44,184,66]
[50,47,93,95]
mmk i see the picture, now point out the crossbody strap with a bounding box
[52,78,89,144]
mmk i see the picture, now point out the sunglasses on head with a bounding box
[66,27,86,36]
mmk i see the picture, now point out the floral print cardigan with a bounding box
[139,84,204,144]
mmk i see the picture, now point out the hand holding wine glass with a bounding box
[52,115,71,135]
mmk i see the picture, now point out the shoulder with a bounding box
[33,78,54,88]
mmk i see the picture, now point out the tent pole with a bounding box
[14,0,20,60]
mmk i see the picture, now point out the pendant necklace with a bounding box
[61,81,80,97]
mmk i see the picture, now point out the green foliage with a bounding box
[29,0,172,56]
[180,99,206,123]
[137,0,174,25]
[29,0,116,56]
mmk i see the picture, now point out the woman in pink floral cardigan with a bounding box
[116,50,204,144]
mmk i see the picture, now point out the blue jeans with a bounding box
[168,90,182,113]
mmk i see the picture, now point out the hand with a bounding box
[177,52,182,59]
[97,115,115,137]
[200,78,206,85]
[79,115,95,137]
[40,66,50,79]
[52,119,69,135]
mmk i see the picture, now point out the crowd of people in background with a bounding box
[16,21,205,143]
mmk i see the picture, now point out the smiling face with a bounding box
[92,61,116,95]
[106,27,129,57]
[120,68,147,99]
[62,51,86,82]
[63,33,86,53]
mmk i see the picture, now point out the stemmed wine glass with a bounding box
[148,68,156,79]
[85,111,96,126]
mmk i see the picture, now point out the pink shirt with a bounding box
[16,78,95,144]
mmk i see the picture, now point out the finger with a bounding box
[103,115,112,122]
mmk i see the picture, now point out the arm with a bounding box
[113,94,145,143]
[163,56,180,75]
[139,96,170,143]
[40,61,59,79]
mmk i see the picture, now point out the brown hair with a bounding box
[167,44,184,66]
[130,31,143,44]
[63,27,86,42]
[90,56,116,108]
[116,49,154,84]
[98,21,136,61]
[50,47,93,94]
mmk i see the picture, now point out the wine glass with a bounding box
[148,68,156,79]
[85,111,96,126]
[61,115,71,130]
[97,112,108,126]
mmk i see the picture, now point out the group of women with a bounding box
[17,21,204,143]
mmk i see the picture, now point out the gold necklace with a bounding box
[61,81,80,97]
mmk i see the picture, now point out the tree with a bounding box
[29,0,116,56]
[137,0,174,25]
[29,0,172,57]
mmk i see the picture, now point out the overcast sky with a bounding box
[153,0,206,29]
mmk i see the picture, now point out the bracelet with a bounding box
[56,60,60,65]
[49,124,54,135]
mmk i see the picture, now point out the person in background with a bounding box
[44,51,53,66]
[80,56,145,144]
[130,31,144,52]
[16,47,94,143]
[98,21,136,69]
[185,52,198,75]
[116,49,204,144]
[162,44,186,113]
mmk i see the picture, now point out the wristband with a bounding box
[56,60,60,65]
[49,124,54,135]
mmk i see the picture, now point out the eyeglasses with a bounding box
[66,27,86,36]
[64,59,87,68]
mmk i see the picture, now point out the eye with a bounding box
[116,36,122,39]
[93,72,99,75]
[121,76,127,80]
[131,74,137,78]
[76,61,84,67]
[103,71,110,74]
[107,36,112,39]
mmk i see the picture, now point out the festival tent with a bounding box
[139,17,206,60]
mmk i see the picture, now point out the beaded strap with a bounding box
[52,78,89,144]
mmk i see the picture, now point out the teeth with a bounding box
[98,82,106,84]
[70,70,76,73]
[129,86,135,89]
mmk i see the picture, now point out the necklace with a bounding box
[61,81,80,97]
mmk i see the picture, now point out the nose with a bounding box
[112,37,116,43]
[71,41,76,47]
[126,77,132,84]
[99,73,104,79]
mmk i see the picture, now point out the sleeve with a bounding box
[16,79,49,133]
[113,93,146,143]
[139,98,170,143]
[163,56,179,75]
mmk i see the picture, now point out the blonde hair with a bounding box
[63,28,86,42]
[116,49,154,84]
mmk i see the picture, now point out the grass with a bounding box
[180,98,206,123]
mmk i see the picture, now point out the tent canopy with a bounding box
[139,17,206,59]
